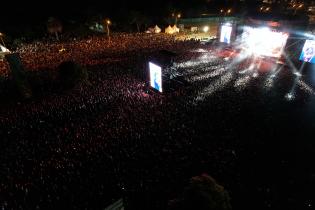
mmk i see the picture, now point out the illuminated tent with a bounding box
[0,44,10,59]
[146,25,161,33]
[154,25,161,33]
[0,44,9,53]
[145,27,153,33]
[165,25,174,34]
[172,25,179,33]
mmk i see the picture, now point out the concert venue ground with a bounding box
[1,33,315,209]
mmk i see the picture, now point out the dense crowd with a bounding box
[0,33,314,210]
[0,33,200,77]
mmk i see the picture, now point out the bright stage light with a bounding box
[241,27,289,58]
[203,26,209,33]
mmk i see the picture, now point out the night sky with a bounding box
[0,0,244,23]
[0,0,307,34]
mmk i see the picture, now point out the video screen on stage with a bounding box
[299,40,315,63]
[149,62,162,92]
[220,25,232,44]
[241,27,289,58]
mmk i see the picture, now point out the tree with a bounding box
[129,11,150,32]
[47,17,62,41]
[169,174,232,210]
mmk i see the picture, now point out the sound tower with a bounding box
[5,53,32,99]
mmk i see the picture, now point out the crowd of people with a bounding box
[0,33,200,77]
[0,33,314,210]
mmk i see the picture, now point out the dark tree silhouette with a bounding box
[47,17,63,40]
[169,174,232,210]
[129,11,150,32]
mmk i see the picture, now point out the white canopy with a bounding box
[165,25,174,34]
[154,25,161,33]
[146,25,161,34]
[172,25,179,33]
[0,44,9,53]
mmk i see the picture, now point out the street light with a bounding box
[105,19,111,42]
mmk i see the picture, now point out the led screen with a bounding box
[241,27,289,58]
[149,62,162,92]
[220,25,232,44]
[299,40,315,63]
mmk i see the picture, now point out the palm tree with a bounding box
[47,17,63,41]
[129,11,150,32]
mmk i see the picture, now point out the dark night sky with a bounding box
[0,0,287,31]
[1,0,303,22]
[1,0,228,21]
[1,0,172,24]
[0,0,203,28]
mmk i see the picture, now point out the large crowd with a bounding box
[0,33,201,77]
[0,33,314,210]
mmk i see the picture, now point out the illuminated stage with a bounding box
[169,23,315,103]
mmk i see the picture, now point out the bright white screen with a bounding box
[149,62,162,92]
[220,25,232,44]
[299,40,315,63]
[241,27,289,58]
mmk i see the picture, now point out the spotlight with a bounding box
[203,26,209,33]
[294,72,302,77]
[285,92,295,100]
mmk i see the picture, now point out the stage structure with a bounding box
[219,23,236,45]
[146,50,186,93]
[149,62,163,92]
[5,53,33,99]
[220,24,232,44]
